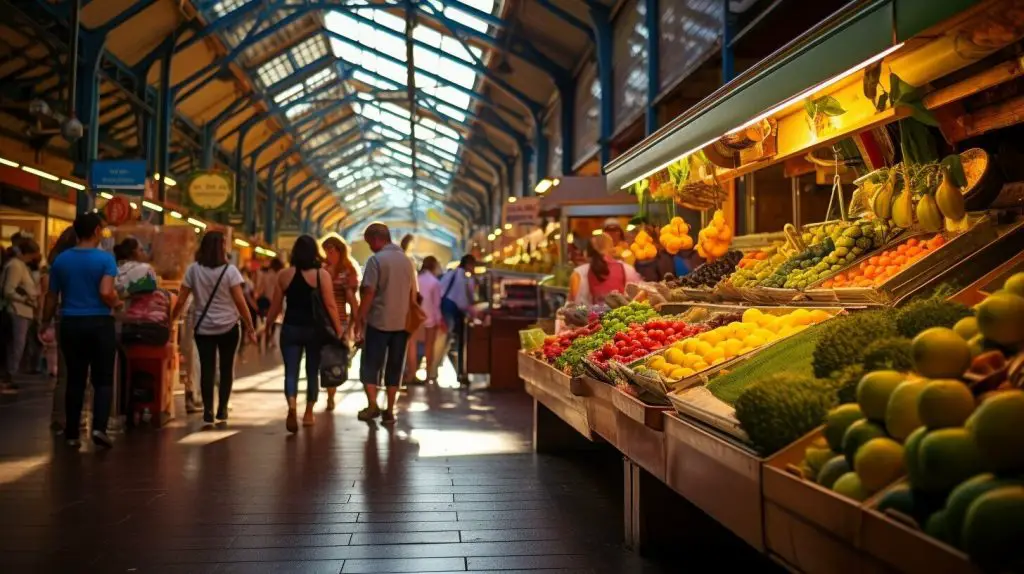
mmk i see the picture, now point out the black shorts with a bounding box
[359,326,409,388]
[256,297,271,315]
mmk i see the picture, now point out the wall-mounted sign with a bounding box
[103,196,133,226]
[185,170,234,213]
[502,197,541,225]
[90,159,146,190]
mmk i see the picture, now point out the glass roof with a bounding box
[202,0,497,236]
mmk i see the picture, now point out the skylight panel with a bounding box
[306,68,335,92]
[274,83,303,105]
[256,54,294,87]
[210,0,251,17]
[292,36,327,68]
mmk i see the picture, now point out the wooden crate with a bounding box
[612,387,672,431]
[519,352,592,440]
[615,406,667,482]
[765,501,893,574]
[860,489,981,574]
[663,412,764,551]
[574,376,619,444]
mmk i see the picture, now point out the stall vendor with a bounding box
[569,234,642,304]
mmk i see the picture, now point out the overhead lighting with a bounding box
[484,254,493,263]
[169,210,183,219]
[552,178,561,187]
[194,227,201,234]
[507,197,517,203]
[592,229,603,236]
[153,173,159,180]
[22,166,58,181]
[626,224,636,232]
[619,137,720,190]
[60,179,85,190]
[534,179,553,194]
[187,217,207,229]
[473,266,487,274]
[503,223,512,230]
[0,157,19,168]
[486,233,495,241]
[493,228,502,237]
[234,239,251,248]
[99,192,114,200]
[164,176,177,187]
[129,202,138,209]
[142,201,164,212]
[726,43,905,136]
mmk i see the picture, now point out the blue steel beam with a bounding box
[589,2,613,168]
[644,0,659,135]
[534,0,594,40]
[95,0,158,35]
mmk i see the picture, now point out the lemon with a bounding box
[738,346,754,355]
[711,357,726,366]
[682,339,699,353]
[692,360,709,371]
[679,368,695,378]
[700,330,724,346]
[669,367,687,380]
[756,314,775,328]
[664,348,686,366]
[670,341,686,350]
[743,334,766,348]
[742,308,763,324]
[682,353,701,368]
[695,340,713,356]
[752,328,776,342]
[790,308,812,326]
[703,347,726,365]
[661,364,675,376]
[649,356,667,371]
[723,339,744,358]
[809,309,831,324]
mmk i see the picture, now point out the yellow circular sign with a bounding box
[187,172,233,210]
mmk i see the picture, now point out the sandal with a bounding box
[286,408,298,433]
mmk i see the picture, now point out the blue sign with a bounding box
[90,159,147,189]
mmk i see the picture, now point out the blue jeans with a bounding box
[359,326,409,388]
[280,324,322,403]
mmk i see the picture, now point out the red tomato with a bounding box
[664,328,676,337]
[603,344,618,357]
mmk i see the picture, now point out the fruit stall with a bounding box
[516,1,1024,572]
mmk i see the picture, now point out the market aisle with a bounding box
[0,353,673,574]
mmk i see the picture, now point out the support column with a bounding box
[265,163,278,244]
[520,145,533,198]
[245,159,256,236]
[589,3,613,168]
[72,32,106,214]
[644,0,660,136]
[532,113,548,188]
[557,79,575,176]
[156,43,175,204]
[202,124,215,169]
[721,0,735,83]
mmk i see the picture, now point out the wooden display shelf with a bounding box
[519,352,592,441]
[860,486,981,574]
[615,403,667,482]
[574,376,619,444]
[663,412,765,551]
[612,388,671,431]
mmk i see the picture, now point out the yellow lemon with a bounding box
[703,347,726,365]
[699,330,724,346]
[789,308,812,326]
[808,309,831,324]
[682,339,699,353]
[669,367,687,380]
[743,334,766,349]
[752,328,776,342]
[671,340,686,350]
[711,357,726,366]
[661,363,676,376]
[679,368,696,378]
[665,348,686,366]
[695,340,713,356]
[723,339,744,358]
[692,360,709,371]
[649,356,667,371]
[742,308,763,324]
[738,346,754,355]
[756,313,776,328]
[682,353,701,368]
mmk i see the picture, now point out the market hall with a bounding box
[2,0,1024,572]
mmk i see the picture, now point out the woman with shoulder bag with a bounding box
[171,232,257,425]
[266,235,343,433]
[321,236,359,411]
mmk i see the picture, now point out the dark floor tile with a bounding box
[348,494,454,503]
[231,533,353,548]
[459,528,564,543]
[349,531,460,545]
[356,511,458,523]
[467,555,591,570]
[215,560,346,573]
[341,557,465,573]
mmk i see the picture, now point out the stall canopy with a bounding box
[604,0,979,192]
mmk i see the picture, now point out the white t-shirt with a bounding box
[183,263,244,335]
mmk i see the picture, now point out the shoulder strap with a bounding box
[194,265,229,332]
[441,271,458,299]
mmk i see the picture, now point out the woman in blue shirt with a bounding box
[42,213,121,449]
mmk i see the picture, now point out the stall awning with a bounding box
[604,0,980,192]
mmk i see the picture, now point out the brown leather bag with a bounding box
[405,280,426,335]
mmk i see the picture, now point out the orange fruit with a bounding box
[907,238,920,247]
[869,256,881,266]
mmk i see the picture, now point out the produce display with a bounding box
[659,217,694,255]
[696,209,733,260]
[629,229,658,262]
[862,160,972,234]
[757,219,894,289]
[540,322,601,363]
[638,308,834,384]
[669,250,743,289]
[819,234,945,288]
[552,302,657,376]
[557,304,606,328]
[588,318,706,371]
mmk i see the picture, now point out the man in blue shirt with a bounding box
[42,213,120,449]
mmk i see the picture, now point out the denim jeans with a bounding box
[3,311,30,380]
[280,323,322,403]
[359,326,409,388]
[61,315,116,438]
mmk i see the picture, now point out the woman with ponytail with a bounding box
[568,233,642,304]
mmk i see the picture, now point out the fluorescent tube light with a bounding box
[61,179,85,190]
[187,218,207,228]
[142,201,164,212]
[99,192,114,200]
[0,157,19,168]
[169,211,183,219]
[234,239,251,248]
[22,166,58,181]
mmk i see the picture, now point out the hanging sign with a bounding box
[185,170,234,212]
[103,196,133,226]
[502,197,541,225]
[90,159,146,190]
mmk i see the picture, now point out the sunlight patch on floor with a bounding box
[177,430,239,446]
[0,454,50,486]
[409,429,530,457]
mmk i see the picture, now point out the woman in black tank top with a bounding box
[265,236,343,433]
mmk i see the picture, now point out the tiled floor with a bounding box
[0,351,672,574]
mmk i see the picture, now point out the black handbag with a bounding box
[319,339,351,388]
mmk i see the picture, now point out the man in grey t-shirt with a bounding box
[354,222,415,424]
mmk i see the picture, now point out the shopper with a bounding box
[398,233,422,386]
[266,235,343,432]
[354,222,416,424]
[569,233,642,305]
[171,231,256,425]
[113,238,157,296]
[41,213,119,448]
[438,254,476,385]
[601,218,630,256]
[239,266,260,358]
[2,237,41,394]
[417,256,444,384]
[322,236,359,411]
[45,227,77,431]
[256,258,283,348]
